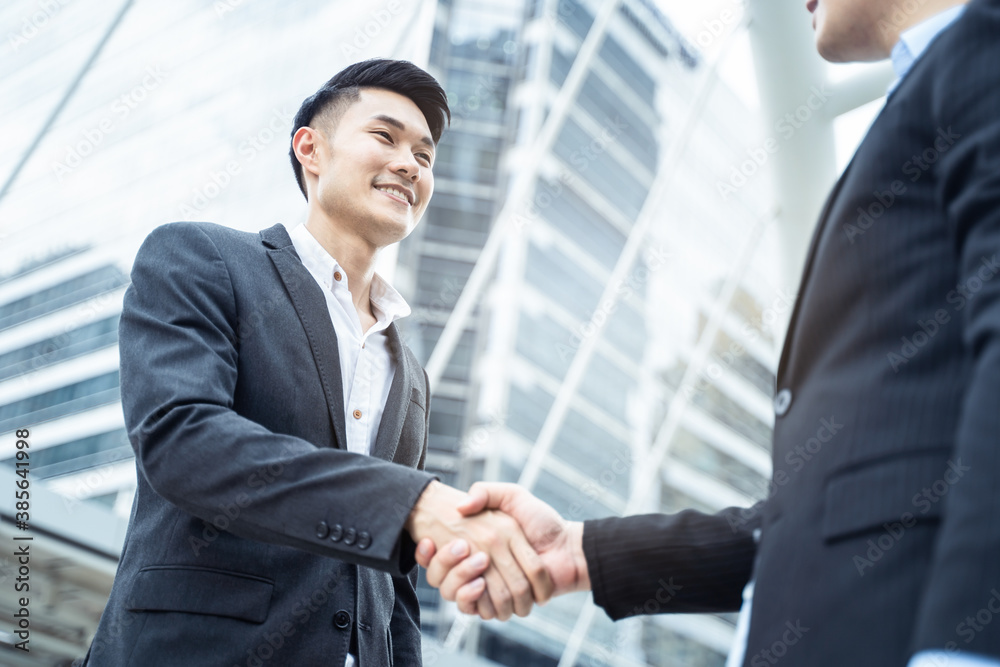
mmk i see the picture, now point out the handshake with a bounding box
[404,481,591,620]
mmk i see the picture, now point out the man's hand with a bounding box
[405,480,552,620]
[415,482,590,617]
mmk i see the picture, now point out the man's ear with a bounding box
[292,126,324,178]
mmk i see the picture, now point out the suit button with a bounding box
[344,527,357,546]
[774,388,793,417]
[316,521,330,539]
[357,531,371,550]
[330,524,343,542]
[333,610,351,629]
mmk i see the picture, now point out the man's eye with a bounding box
[375,131,392,141]
[416,153,432,163]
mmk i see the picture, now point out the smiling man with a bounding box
[418,1,1000,665]
[83,59,550,667]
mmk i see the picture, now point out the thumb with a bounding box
[456,483,489,516]
[457,482,522,516]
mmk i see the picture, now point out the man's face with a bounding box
[312,88,435,248]
[807,0,893,62]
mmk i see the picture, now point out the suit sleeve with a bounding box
[120,222,434,577]
[913,8,1000,658]
[583,504,760,619]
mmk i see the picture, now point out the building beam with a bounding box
[745,0,836,297]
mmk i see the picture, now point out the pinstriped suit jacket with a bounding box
[583,1,1000,664]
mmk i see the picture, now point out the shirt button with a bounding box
[353,409,362,419]
[333,610,351,629]
[330,524,343,542]
[357,531,371,550]
[315,521,330,540]
[774,388,793,417]
[343,527,357,546]
[334,271,342,282]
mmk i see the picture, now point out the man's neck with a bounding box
[878,0,967,53]
[304,212,378,321]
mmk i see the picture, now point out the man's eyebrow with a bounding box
[371,114,435,151]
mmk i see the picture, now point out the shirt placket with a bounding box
[347,343,373,454]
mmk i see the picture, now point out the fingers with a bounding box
[481,530,535,618]
[438,552,489,601]
[481,562,517,620]
[415,538,436,569]
[456,578,487,614]
[476,589,497,620]
[424,539,472,591]
[509,530,553,607]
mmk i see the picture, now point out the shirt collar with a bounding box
[289,223,411,324]
[888,4,966,93]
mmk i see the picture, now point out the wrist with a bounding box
[567,521,590,593]
[405,479,443,538]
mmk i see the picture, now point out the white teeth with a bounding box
[376,186,409,204]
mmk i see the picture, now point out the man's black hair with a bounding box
[289,59,450,200]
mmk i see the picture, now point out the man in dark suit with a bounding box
[83,59,550,667]
[418,0,1000,665]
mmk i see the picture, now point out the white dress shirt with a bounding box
[728,7,998,667]
[288,223,411,667]
[289,222,410,457]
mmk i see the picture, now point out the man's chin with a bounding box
[815,28,890,63]
[372,219,417,247]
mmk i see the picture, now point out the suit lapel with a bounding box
[371,323,413,463]
[260,224,347,450]
[775,157,856,382]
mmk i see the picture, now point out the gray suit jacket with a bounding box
[583,0,1000,664]
[85,222,435,666]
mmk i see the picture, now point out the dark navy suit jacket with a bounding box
[85,222,435,666]
[583,1,1000,664]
